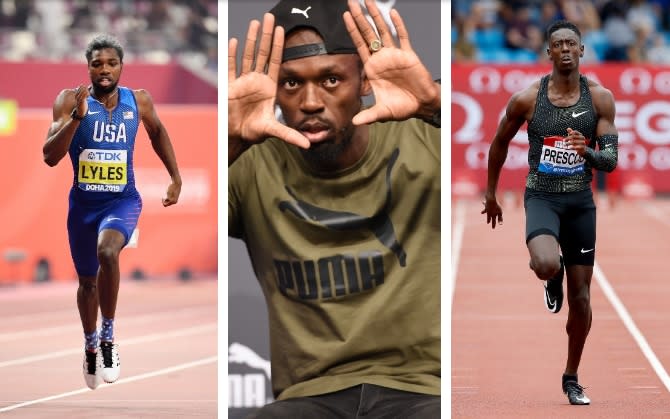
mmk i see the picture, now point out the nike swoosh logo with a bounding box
[545,288,556,309]
[574,394,590,404]
[580,248,594,253]
[572,111,588,118]
[87,110,101,115]
[105,217,123,222]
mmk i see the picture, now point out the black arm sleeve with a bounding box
[584,134,617,172]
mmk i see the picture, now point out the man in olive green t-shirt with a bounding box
[228,1,441,417]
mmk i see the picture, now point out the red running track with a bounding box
[0,276,217,418]
[451,196,670,418]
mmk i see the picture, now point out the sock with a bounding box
[84,330,99,352]
[100,316,115,342]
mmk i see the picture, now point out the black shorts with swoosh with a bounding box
[524,188,596,266]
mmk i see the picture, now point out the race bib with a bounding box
[78,149,127,192]
[538,135,587,176]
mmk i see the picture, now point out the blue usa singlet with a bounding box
[68,86,140,204]
[66,86,143,276]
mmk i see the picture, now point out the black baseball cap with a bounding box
[270,0,358,61]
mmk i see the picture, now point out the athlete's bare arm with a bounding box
[482,82,539,228]
[43,85,89,166]
[587,83,618,171]
[134,89,182,207]
[564,81,617,171]
[591,85,617,137]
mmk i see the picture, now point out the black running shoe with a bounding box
[563,380,590,405]
[543,256,564,313]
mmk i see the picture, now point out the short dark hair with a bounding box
[85,34,124,63]
[545,20,581,43]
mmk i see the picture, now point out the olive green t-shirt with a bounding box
[229,118,440,400]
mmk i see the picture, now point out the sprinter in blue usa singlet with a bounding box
[44,34,181,390]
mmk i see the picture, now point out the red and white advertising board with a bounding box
[452,63,670,197]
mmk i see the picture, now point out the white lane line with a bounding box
[639,200,670,227]
[0,324,74,342]
[0,305,215,342]
[593,262,670,393]
[0,356,217,413]
[1,309,73,323]
[451,200,467,306]
[0,323,216,368]
[0,399,218,403]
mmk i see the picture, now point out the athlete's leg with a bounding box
[96,228,126,323]
[524,189,562,280]
[95,227,126,384]
[527,234,562,280]
[69,199,105,388]
[559,189,596,376]
[564,264,593,375]
[77,274,99,336]
[68,200,101,343]
[96,193,142,332]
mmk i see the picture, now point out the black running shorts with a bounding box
[524,187,596,266]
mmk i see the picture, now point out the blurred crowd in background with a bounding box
[452,0,670,64]
[0,0,217,76]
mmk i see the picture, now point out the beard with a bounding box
[299,128,353,169]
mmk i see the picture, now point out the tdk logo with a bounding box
[87,151,123,161]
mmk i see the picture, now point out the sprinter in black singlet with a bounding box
[482,20,618,405]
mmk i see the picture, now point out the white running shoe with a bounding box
[83,349,102,389]
[563,380,591,405]
[100,341,120,383]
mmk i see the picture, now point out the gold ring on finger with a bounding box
[369,39,383,53]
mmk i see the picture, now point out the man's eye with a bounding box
[282,80,299,90]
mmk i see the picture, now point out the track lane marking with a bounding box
[0,305,215,342]
[639,200,670,227]
[594,262,670,393]
[0,356,217,413]
[451,200,467,306]
[0,323,215,368]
